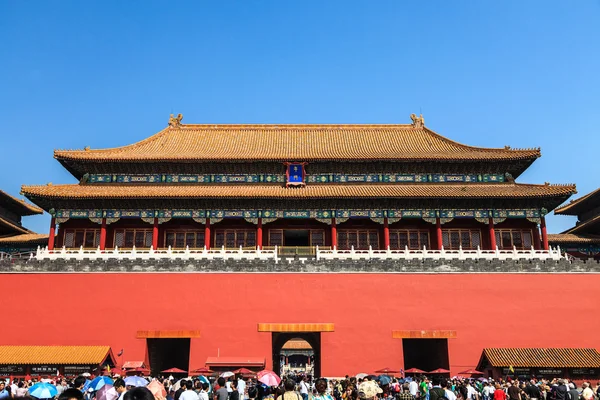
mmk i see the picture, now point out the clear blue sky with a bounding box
[1,0,598,235]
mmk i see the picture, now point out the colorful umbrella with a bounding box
[232,368,254,375]
[375,368,401,374]
[404,368,426,374]
[97,385,119,400]
[28,382,58,399]
[191,367,214,375]
[429,369,451,374]
[458,369,484,375]
[124,376,149,387]
[148,380,167,400]
[88,376,114,391]
[257,370,281,387]
[161,368,187,374]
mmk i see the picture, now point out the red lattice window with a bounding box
[389,230,430,250]
[337,229,379,250]
[215,229,256,248]
[114,228,153,248]
[63,229,100,248]
[165,230,205,248]
[442,229,482,250]
[495,229,533,250]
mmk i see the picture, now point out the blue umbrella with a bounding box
[377,375,392,385]
[83,380,92,391]
[124,376,148,387]
[29,382,58,399]
[88,376,114,391]
[198,376,211,393]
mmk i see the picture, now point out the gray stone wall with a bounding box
[0,257,599,273]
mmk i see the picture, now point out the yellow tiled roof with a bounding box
[547,233,600,244]
[555,187,600,215]
[563,214,600,235]
[0,233,48,244]
[21,183,576,201]
[0,190,43,215]
[0,346,113,365]
[53,123,541,162]
[282,339,312,350]
[482,348,600,368]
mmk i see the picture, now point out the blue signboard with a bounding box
[287,163,305,186]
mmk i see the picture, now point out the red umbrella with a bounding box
[458,369,484,375]
[404,368,426,374]
[161,368,187,374]
[375,368,401,374]
[232,368,254,375]
[191,367,214,375]
[429,369,451,374]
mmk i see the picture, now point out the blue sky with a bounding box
[1,1,598,234]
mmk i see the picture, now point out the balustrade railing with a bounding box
[31,245,565,262]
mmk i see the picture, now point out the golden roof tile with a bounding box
[282,339,312,350]
[547,233,600,244]
[53,123,541,163]
[21,183,576,200]
[482,348,600,368]
[0,346,113,365]
[0,190,43,215]
[562,214,600,235]
[0,233,48,244]
[554,187,600,215]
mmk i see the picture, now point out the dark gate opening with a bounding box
[272,332,321,378]
[147,338,191,376]
[402,339,449,371]
[284,230,310,246]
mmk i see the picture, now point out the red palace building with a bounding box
[3,114,600,379]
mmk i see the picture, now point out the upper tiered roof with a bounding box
[555,187,600,216]
[53,115,540,179]
[0,190,43,216]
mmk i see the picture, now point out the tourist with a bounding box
[429,378,446,400]
[237,376,246,400]
[276,379,301,400]
[198,383,209,400]
[59,388,85,400]
[419,379,430,400]
[180,381,199,400]
[314,379,334,400]
[229,380,239,400]
[442,381,456,400]
[581,383,594,400]
[124,387,155,400]
[299,377,309,400]
[357,380,382,400]
[14,381,27,398]
[398,384,415,400]
[553,380,568,400]
[566,383,578,400]
[114,378,127,400]
[465,381,478,400]
[409,380,418,398]
[0,382,10,400]
[525,381,540,400]
[215,378,229,400]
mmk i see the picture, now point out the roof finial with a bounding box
[168,113,183,128]
[410,113,425,128]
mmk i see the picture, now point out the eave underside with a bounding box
[58,159,537,181]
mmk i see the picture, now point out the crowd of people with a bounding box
[2,373,600,400]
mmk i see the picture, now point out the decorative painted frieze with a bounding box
[88,173,506,184]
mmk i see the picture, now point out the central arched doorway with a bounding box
[272,332,321,378]
[279,338,315,376]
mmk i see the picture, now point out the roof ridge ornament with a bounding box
[410,113,425,128]
[168,113,183,128]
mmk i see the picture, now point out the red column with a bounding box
[48,217,56,250]
[204,217,211,250]
[152,218,159,249]
[257,218,263,249]
[533,226,542,249]
[383,217,390,250]
[541,216,549,250]
[99,218,107,250]
[488,217,496,250]
[331,218,337,249]
[436,217,443,250]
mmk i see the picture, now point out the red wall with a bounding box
[1,273,598,376]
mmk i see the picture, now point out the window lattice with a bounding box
[389,230,430,250]
[337,230,379,250]
[442,229,482,250]
[495,229,534,250]
[63,229,100,248]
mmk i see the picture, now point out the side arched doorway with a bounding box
[272,332,321,378]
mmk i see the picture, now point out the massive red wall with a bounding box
[1,273,598,376]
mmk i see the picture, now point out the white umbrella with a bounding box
[356,373,368,379]
[220,372,234,378]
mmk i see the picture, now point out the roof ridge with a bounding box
[555,186,600,214]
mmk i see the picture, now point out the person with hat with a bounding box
[357,380,382,400]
